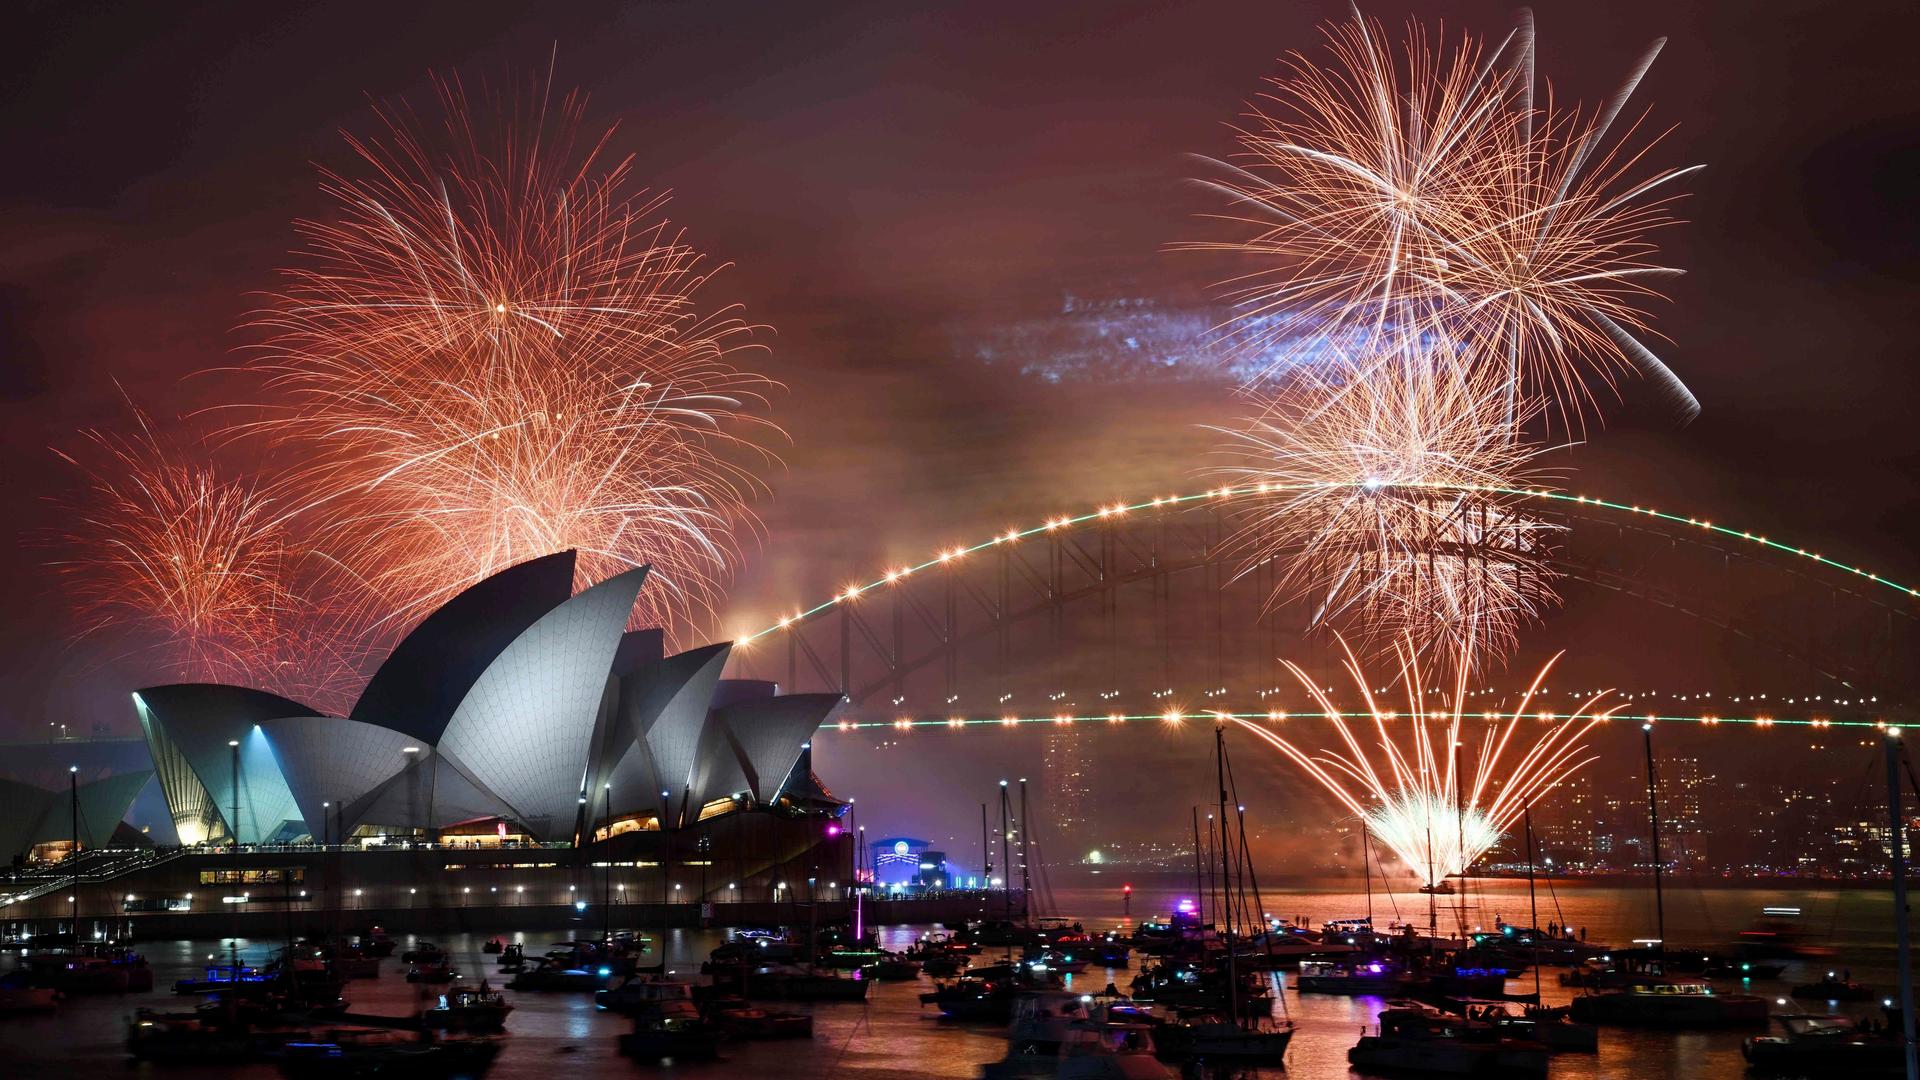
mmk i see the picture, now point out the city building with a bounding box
[1041,731,1094,840]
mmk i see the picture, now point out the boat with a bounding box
[126,998,306,1064]
[25,954,129,994]
[1568,968,1768,1028]
[1743,1011,1907,1077]
[1023,949,1088,976]
[865,953,922,980]
[928,975,1022,1022]
[1055,1018,1175,1079]
[1417,881,1456,895]
[274,968,352,1015]
[1408,959,1520,1005]
[745,964,870,1002]
[0,970,58,1013]
[323,947,381,981]
[1702,956,1785,980]
[422,985,513,1031]
[924,953,971,977]
[927,962,1061,1021]
[405,960,460,984]
[1088,937,1132,969]
[174,962,271,996]
[495,943,526,972]
[965,919,1028,948]
[482,937,505,954]
[1733,909,1835,961]
[1145,726,1295,1070]
[400,942,446,964]
[274,1031,503,1078]
[1348,1003,1549,1078]
[1790,972,1876,1003]
[1004,990,1099,1056]
[1152,1013,1294,1066]
[505,957,611,992]
[1459,1001,1599,1052]
[1127,960,1266,1010]
[1564,728,1770,1032]
[1472,927,1609,967]
[702,996,814,1039]
[1322,917,1396,952]
[358,927,397,958]
[818,946,886,969]
[615,983,724,1062]
[596,974,698,1015]
[710,935,801,965]
[1295,958,1405,996]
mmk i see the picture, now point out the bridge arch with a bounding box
[728,482,1919,712]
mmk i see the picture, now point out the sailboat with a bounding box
[1570,724,1766,1029]
[1152,728,1294,1065]
[1743,729,1916,1077]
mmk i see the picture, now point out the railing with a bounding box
[0,841,582,909]
[0,847,190,906]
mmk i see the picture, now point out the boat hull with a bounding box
[1569,991,1768,1028]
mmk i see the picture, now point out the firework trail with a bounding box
[1232,634,1614,885]
[1214,342,1560,665]
[1189,8,1698,428]
[49,409,360,712]
[243,74,780,645]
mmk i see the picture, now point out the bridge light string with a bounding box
[826,710,1880,732]
[731,481,1919,647]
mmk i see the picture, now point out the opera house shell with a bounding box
[128,551,841,849]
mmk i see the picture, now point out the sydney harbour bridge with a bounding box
[722,482,1918,732]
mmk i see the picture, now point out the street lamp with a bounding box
[227,739,241,846]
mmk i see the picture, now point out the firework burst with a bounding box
[1213,343,1560,666]
[243,74,779,644]
[1189,8,1698,428]
[48,409,358,710]
[1233,635,1613,885]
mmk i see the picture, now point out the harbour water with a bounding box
[0,877,1904,1078]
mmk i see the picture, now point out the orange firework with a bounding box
[1213,342,1559,666]
[1232,634,1613,885]
[243,74,779,644]
[49,409,357,710]
[1190,9,1697,428]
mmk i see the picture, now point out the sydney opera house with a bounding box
[2,553,853,934]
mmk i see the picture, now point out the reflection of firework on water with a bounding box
[1232,636,1613,885]
[49,411,359,711]
[1189,8,1698,427]
[1213,343,1560,665]
[245,75,779,644]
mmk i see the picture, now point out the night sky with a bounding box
[4,0,1918,841]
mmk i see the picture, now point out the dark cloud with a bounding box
[0,285,50,401]
[1797,114,1920,279]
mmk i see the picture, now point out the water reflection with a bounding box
[0,878,1902,1079]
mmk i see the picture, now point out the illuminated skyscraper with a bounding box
[1042,732,1094,840]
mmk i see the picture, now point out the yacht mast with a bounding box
[1215,726,1239,1027]
[1017,779,1035,927]
[1885,728,1916,1080]
[1642,723,1665,945]
[1454,739,1467,936]
[1190,807,1205,930]
[1524,805,1541,1000]
[1363,820,1372,927]
[998,781,1013,959]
